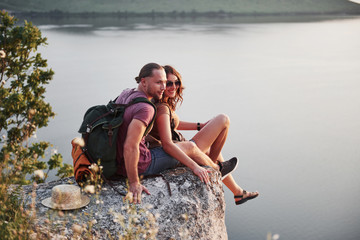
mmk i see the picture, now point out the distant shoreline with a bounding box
[9,10,360,19]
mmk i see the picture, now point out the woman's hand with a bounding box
[192,166,211,185]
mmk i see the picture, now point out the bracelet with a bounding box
[197,122,201,131]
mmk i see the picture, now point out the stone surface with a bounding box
[21,167,228,239]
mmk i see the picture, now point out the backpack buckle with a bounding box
[86,125,91,133]
[108,129,113,136]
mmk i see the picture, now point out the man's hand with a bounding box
[193,166,211,185]
[126,182,151,204]
[123,119,151,204]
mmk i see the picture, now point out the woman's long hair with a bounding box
[161,65,184,111]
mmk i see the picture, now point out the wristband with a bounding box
[197,122,201,131]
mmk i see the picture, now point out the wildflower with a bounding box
[89,163,99,173]
[34,170,45,179]
[0,50,6,58]
[144,203,154,209]
[28,109,36,116]
[125,192,133,202]
[113,213,124,223]
[58,210,64,217]
[84,185,95,194]
[272,234,280,240]
[72,224,83,234]
[29,233,37,240]
[73,137,85,147]
[181,213,188,221]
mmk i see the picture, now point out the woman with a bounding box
[147,65,259,205]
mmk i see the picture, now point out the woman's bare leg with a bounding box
[191,114,230,161]
[191,114,241,195]
[176,141,219,170]
[217,153,243,197]
[218,153,259,202]
[190,114,259,203]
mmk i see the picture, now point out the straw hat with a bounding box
[41,184,90,210]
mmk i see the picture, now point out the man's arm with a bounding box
[123,118,150,203]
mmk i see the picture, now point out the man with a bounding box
[116,63,237,204]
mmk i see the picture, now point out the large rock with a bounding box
[21,167,228,239]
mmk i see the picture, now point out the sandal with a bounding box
[234,190,259,205]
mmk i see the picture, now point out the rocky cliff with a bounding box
[21,167,227,239]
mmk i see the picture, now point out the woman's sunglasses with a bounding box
[166,80,181,88]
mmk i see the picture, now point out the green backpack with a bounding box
[78,97,156,178]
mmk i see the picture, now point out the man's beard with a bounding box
[147,86,162,101]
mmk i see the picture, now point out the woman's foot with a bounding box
[234,190,259,205]
[217,157,238,180]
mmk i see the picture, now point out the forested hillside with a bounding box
[1,0,360,15]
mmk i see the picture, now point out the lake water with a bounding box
[27,15,360,240]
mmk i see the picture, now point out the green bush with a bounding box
[0,10,73,185]
[0,11,162,240]
[0,10,73,239]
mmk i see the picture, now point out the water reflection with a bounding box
[27,15,360,240]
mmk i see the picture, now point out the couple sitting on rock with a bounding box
[115,63,259,205]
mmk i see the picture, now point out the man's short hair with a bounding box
[135,63,163,83]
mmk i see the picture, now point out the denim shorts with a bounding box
[142,147,180,176]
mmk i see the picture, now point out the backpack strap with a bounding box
[162,103,182,142]
[126,97,157,136]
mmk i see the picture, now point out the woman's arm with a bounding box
[178,121,208,131]
[156,113,209,183]
[157,114,197,168]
